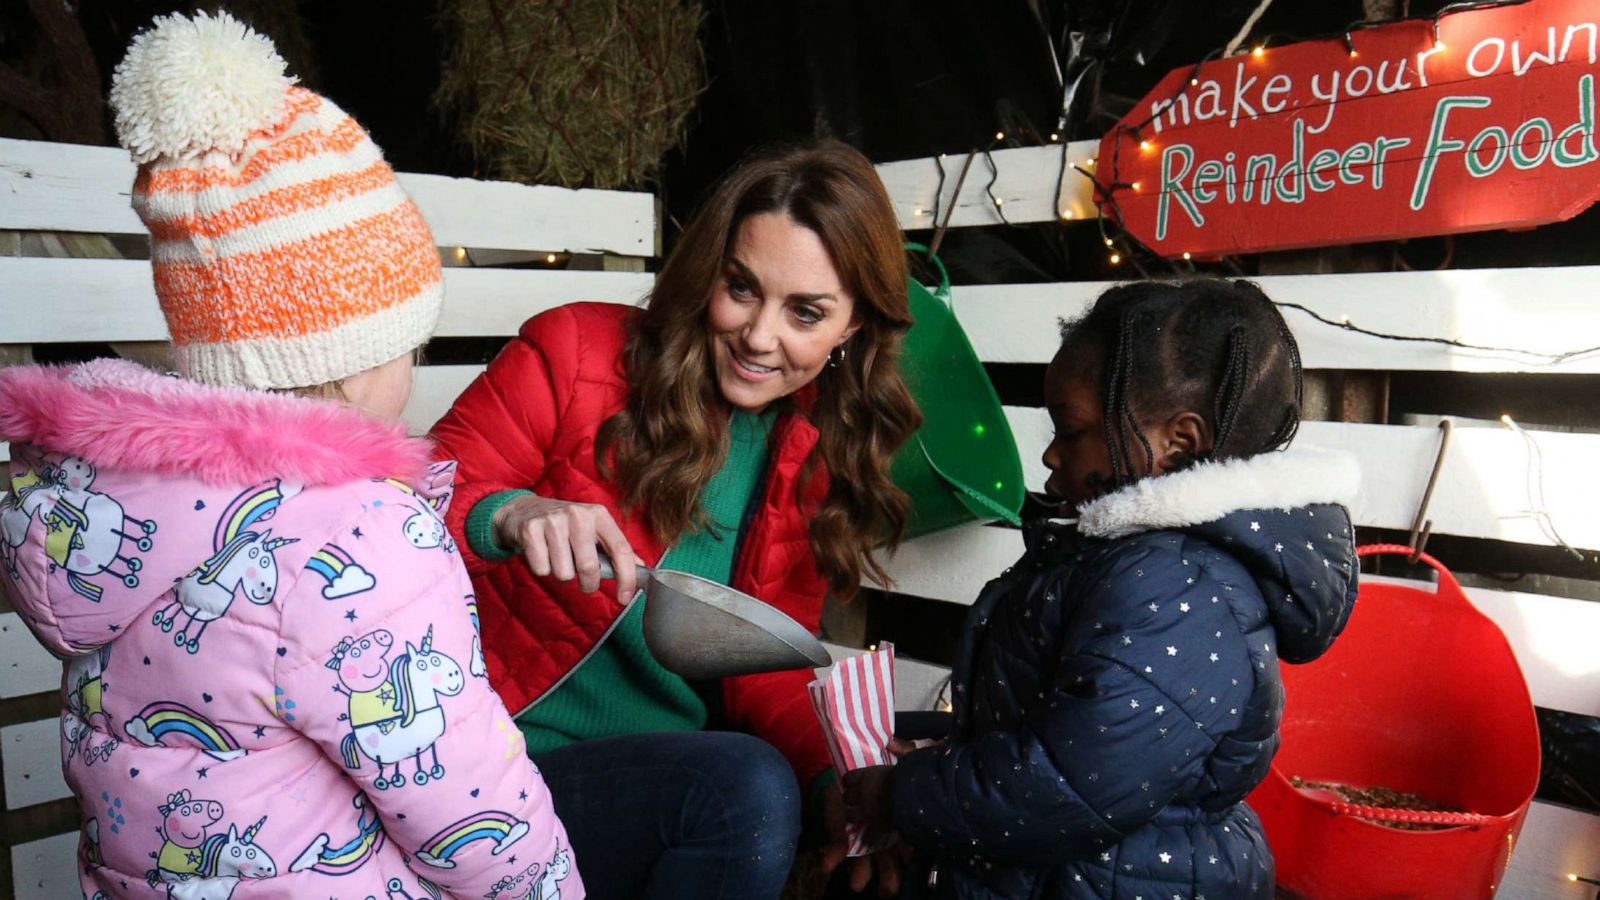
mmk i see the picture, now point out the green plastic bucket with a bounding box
[890,244,1025,538]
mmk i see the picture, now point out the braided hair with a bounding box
[1058,278,1303,491]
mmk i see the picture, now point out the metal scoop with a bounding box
[598,554,833,679]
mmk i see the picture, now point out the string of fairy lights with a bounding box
[909,0,1600,370]
[928,0,1550,277]
[900,5,1599,884]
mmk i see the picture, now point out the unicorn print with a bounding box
[3,456,156,601]
[162,817,277,900]
[62,647,119,767]
[289,791,385,875]
[153,480,299,654]
[384,875,444,900]
[466,595,486,678]
[483,846,567,900]
[533,847,572,900]
[0,465,43,576]
[332,627,465,790]
[486,861,542,899]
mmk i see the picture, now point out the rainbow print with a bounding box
[291,794,385,876]
[307,543,376,599]
[413,810,529,869]
[124,701,246,761]
[214,479,296,551]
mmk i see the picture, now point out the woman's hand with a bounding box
[492,493,639,600]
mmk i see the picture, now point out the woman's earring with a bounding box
[829,343,848,368]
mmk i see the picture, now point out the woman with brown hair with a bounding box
[431,139,921,899]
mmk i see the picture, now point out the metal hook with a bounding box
[1407,418,1453,563]
[928,149,977,259]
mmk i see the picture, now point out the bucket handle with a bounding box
[1323,800,1493,829]
[1296,775,1495,827]
[905,242,952,306]
[1356,543,1464,597]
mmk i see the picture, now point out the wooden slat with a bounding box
[951,267,1600,373]
[403,170,655,257]
[1367,576,1600,718]
[404,365,486,436]
[432,269,646,335]
[876,142,1101,229]
[1500,802,1600,899]
[1002,407,1600,552]
[0,257,648,344]
[0,613,59,700]
[1,719,68,810]
[0,137,656,255]
[0,139,132,237]
[874,529,1599,717]
[876,523,1019,608]
[8,831,77,897]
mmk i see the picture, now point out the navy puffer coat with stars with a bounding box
[889,448,1362,900]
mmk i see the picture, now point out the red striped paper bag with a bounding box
[807,642,896,856]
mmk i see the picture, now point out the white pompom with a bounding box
[109,10,295,164]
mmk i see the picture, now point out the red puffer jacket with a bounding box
[430,302,833,786]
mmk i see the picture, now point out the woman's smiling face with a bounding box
[706,212,860,414]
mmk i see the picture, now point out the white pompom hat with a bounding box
[109,10,442,390]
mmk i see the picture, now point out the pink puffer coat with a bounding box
[0,359,580,900]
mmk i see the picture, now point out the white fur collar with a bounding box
[1075,447,1361,539]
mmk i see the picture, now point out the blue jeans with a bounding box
[531,731,802,900]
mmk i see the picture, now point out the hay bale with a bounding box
[436,0,705,190]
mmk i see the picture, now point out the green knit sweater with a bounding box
[467,410,777,754]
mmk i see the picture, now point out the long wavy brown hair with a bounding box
[596,140,921,596]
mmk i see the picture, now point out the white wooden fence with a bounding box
[868,145,1600,900]
[3,138,1598,898]
[0,136,659,897]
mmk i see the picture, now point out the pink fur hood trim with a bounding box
[0,358,431,487]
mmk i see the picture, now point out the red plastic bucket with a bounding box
[1247,544,1541,899]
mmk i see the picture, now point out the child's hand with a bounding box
[887,736,919,758]
[841,764,897,837]
[820,781,907,896]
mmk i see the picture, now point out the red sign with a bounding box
[1097,0,1600,258]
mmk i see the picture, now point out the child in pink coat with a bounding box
[0,11,578,900]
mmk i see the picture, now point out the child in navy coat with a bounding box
[846,278,1361,899]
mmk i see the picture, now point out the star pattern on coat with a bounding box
[889,488,1357,900]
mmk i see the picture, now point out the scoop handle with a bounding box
[596,550,651,585]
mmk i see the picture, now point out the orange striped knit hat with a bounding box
[108,11,442,389]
